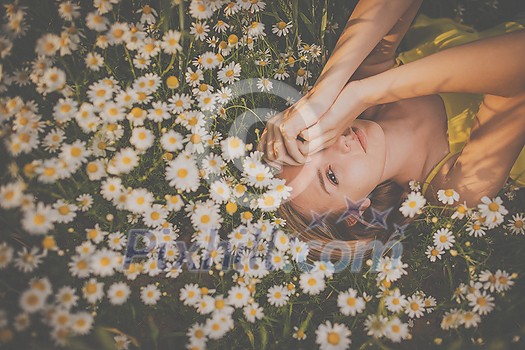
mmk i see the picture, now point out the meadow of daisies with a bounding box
[0,0,524,349]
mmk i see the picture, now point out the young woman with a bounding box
[258,0,525,251]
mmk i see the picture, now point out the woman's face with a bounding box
[278,119,387,216]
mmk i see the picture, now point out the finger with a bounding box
[290,98,325,128]
[303,133,339,156]
[257,129,267,153]
[298,120,330,143]
[265,120,277,161]
[298,128,336,155]
[268,152,303,167]
[279,124,307,163]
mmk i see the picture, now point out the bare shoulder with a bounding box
[431,92,525,207]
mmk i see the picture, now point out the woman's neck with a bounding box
[375,97,450,191]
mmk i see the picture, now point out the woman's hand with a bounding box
[297,80,372,156]
[257,88,332,166]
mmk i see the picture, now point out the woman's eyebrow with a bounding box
[317,168,330,195]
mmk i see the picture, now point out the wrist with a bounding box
[349,79,377,109]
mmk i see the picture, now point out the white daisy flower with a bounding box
[148,101,171,122]
[42,128,65,153]
[315,320,351,350]
[165,194,184,212]
[269,250,289,271]
[437,188,460,205]
[0,243,14,269]
[130,126,154,151]
[227,285,250,308]
[217,62,241,84]
[108,147,139,174]
[257,191,281,212]
[19,288,46,313]
[267,285,289,307]
[187,322,207,345]
[86,12,108,32]
[243,302,264,323]
[53,200,77,223]
[433,228,455,250]
[56,286,79,309]
[180,283,201,306]
[405,294,425,318]
[90,248,118,277]
[477,195,508,227]
[166,153,200,192]
[506,213,525,235]
[205,313,233,340]
[139,37,161,58]
[185,67,204,87]
[82,278,104,304]
[426,245,444,262]
[399,191,426,218]
[141,284,161,305]
[85,52,104,71]
[189,0,214,19]
[133,55,151,70]
[289,238,309,263]
[107,282,131,305]
[384,317,409,343]
[451,201,470,220]
[209,180,231,204]
[0,181,25,209]
[53,97,78,123]
[190,21,210,41]
[143,204,168,228]
[247,21,265,37]
[272,21,292,37]
[22,202,56,235]
[126,188,154,214]
[466,219,486,238]
[493,269,514,292]
[299,271,326,295]
[161,29,183,54]
[221,136,245,160]
[108,232,127,251]
[337,288,366,316]
[257,77,273,92]
[364,314,388,338]
[385,288,408,313]
[168,93,193,114]
[376,256,408,283]
[460,310,481,328]
[467,290,494,315]
[70,312,93,335]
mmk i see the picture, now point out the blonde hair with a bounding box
[277,179,414,260]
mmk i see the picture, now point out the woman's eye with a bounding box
[326,166,338,185]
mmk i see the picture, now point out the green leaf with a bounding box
[239,320,255,349]
[148,316,159,349]
[260,324,268,350]
[299,13,316,37]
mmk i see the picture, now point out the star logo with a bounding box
[336,196,368,225]
[306,210,331,231]
[392,222,410,239]
[367,207,394,229]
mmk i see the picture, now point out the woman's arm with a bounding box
[360,28,525,106]
[310,0,421,101]
[300,28,525,155]
[260,0,422,165]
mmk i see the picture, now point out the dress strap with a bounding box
[421,151,457,197]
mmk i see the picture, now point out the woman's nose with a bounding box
[335,134,352,153]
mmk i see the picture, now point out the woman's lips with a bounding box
[351,126,367,153]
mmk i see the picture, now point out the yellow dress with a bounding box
[394,14,525,196]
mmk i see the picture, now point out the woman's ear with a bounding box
[344,197,371,227]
